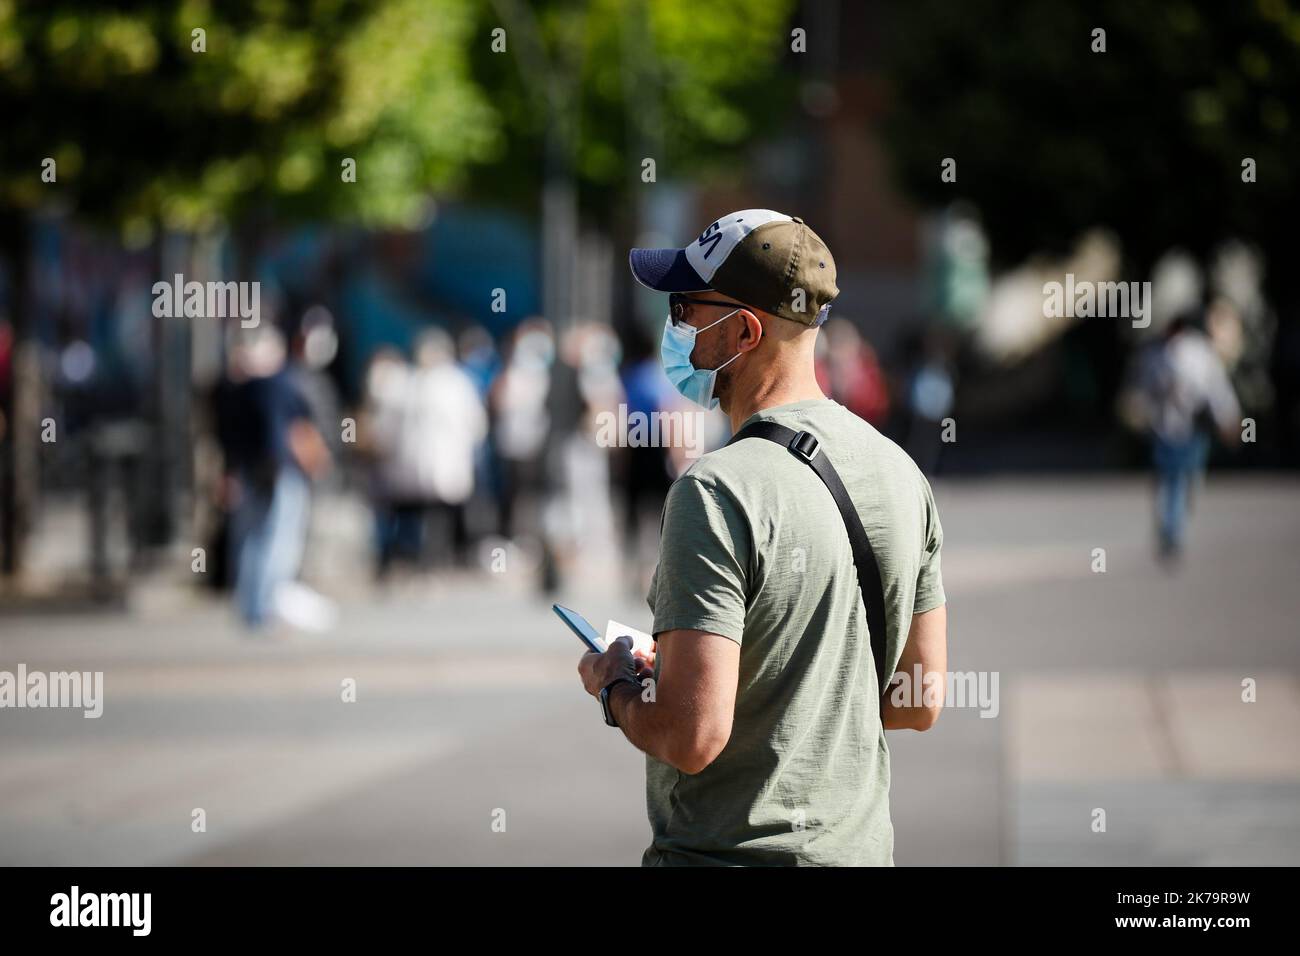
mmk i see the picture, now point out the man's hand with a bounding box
[633,643,655,676]
[578,629,738,774]
[577,636,648,697]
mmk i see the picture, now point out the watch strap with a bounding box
[600,676,640,727]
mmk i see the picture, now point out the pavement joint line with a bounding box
[1149,673,1187,778]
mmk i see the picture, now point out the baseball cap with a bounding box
[629,209,839,326]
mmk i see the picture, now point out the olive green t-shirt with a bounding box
[643,399,945,866]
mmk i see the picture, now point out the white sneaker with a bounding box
[273,581,339,633]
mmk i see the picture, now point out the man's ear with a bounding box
[737,309,764,352]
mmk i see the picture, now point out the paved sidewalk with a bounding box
[1,476,1297,865]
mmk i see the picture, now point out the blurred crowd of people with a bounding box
[6,216,1285,625]
[199,302,914,633]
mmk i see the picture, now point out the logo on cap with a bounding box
[685,209,793,282]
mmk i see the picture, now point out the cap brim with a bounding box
[628,247,709,293]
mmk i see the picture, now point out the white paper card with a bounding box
[604,620,654,658]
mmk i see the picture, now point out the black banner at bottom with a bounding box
[0,865,1280,941]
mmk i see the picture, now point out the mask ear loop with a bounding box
[714,349,744,373]
[712,307,754,373]
[692,307,742,337]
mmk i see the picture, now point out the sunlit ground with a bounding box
[2,475,1297,865]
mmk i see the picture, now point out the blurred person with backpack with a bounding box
[1128,309,1242,561]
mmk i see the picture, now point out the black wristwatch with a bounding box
[599,676,640,727]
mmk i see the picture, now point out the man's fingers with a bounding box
[577,640,639,697]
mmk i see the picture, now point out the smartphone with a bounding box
[552,604,607,653]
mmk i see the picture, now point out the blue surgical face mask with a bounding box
[659,308,743,410]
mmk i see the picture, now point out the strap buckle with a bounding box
[788,430,820,463]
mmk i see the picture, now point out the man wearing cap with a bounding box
[577,209,948,866]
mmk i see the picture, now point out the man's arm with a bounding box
[578,628,740,775]
[577,472,745,773]
[881,603,947,731]
[288,418,331,478]
[1202,345,1242,445]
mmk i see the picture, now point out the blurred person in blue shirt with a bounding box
[618,329,676,589]
[215,325,332,631]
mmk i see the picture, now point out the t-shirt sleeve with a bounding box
[649,474,751,645]
[913,476,946,614]
[283,376,313,422]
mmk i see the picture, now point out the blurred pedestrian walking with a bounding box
[617,330,675,592]
[819,318,891,427]
[214,326,334,632]
[489,319,553,542]
[369,329,487,574]
[902,328,956,474]
[1132,310,1241,560]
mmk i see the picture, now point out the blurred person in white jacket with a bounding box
[371,329,487,574]
[490,319,554,540]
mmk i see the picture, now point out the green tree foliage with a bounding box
[0,0,799,233]
[466,0,798,214]
[0,0,499,234]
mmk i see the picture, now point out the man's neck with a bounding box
[726,368,827,433]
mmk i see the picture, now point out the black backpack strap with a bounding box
[727,421,890,695]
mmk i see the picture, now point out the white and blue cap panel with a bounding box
[628,208,793,293]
